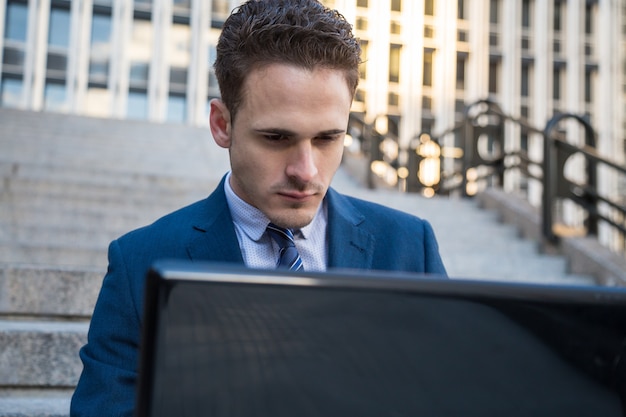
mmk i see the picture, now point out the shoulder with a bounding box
[327,188,428,227]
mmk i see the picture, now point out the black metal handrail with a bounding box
[352,99,626,254]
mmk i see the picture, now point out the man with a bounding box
[70,0,446,415]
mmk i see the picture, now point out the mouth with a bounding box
[277,190,318,202]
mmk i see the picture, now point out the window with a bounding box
[521,0,531,28]
[357,0,368,8]
[44,81,67,112]
[456,55,466,90]
[173,0,190,11]
[128,19,153,88]
[169,23,191,93]
[585,69,595,103]
[390,21,401,35]
[554,2,563,32]
[489,33,499,47]
[89,12,112,82]
[422,96,432,111]
[489,0,500,25]
[423,50,433,87]
[167,94,186,123]
[356,17,368,31]
[390,0,401,13]
[127,90,148,119]
[388,92,399,107]
[389,44,401,83]
[4,1,28,41]
[359,40,369,80]
[458,0,466,20]
[48,7,71,48]
[0,77,23,107]
[585,3,594,35]
[553,66,562,100]
[521,62,531,97]
[425,0,434,16]
[212,0,231,27]
[488,60,499,94]
[207,42,219,97]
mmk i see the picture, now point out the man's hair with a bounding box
[214,0,361,119]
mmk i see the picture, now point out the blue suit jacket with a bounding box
[70,179,446,417]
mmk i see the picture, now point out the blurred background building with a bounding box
[1,0,624,172]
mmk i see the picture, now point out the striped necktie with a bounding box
[266,223,304,271]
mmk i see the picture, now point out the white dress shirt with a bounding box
[223,172,328,271]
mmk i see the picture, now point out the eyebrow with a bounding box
[253,128,346,136]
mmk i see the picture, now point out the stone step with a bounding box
[0,265,103,318]
[0,244,108,268]
[0,320,87,387]
[0,390,72,417]
[2,182,210,211]
[332,184,596,285]
[2,162,218,189]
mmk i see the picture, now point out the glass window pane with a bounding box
[389,44,401,83]
[89,13,112,80]
[129,20,153,86]
[359,40,368,79]
[425,0,434,16]
[423,50,433,87]
[48,8,71,48]
[4,2,28,41]
[490,0,499,24]
[173,0,190,11]
[169,23,190,89]
[46,52,67,71]
[167,95,186,123]
[3,46,25,68]
[44,81,67,111]
[0,77,23,107]
[127,91,148,119]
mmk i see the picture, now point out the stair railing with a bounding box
[430,99,626,252]
[349,99,626,253]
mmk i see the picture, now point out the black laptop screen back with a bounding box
[136,263,626,417]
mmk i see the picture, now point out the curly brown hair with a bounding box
[214,0,361,120]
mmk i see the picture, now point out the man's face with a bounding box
[210,64,352,229]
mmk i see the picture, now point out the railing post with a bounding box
[542,113,599,243]
[542,118,558,243]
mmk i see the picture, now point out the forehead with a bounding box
[238,63,353,123]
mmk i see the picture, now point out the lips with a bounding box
[278,190,317,201]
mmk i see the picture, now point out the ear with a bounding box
[209,99,232,149]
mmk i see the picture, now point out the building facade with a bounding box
[1,0,624,175]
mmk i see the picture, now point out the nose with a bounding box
[285,142,318,183]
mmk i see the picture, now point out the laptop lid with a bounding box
[136,261,626,417]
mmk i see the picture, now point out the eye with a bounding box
[316,133,342,143]
[263,134,289,142]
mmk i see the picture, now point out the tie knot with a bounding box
[266,223,296,247]
[266,223,303,271]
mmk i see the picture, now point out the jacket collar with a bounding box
[186,176,245,264]
[185,179,374,269]
[326,188,374,270]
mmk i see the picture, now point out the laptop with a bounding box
[136,260,626,417]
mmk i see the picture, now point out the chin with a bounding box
[269,210,316,230]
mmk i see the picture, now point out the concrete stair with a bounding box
[0,107,601,416]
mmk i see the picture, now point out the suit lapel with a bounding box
[326,188,375,270]
[183,182,374,269]
[185,178,244,264]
